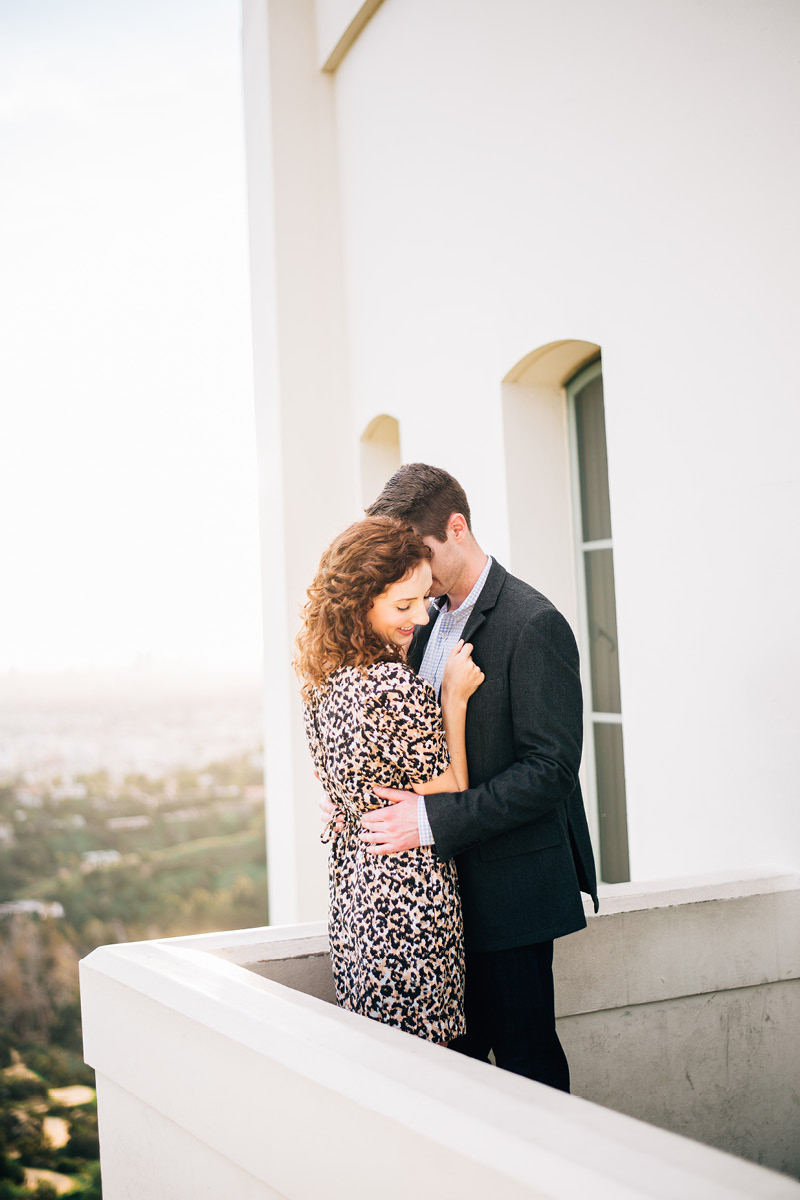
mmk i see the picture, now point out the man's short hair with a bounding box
[366,463,472,543]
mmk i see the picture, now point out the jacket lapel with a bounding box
[461,559,506,643]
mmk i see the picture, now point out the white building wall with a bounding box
[243,0,800,912]
[243,0,362,921]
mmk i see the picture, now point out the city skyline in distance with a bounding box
[0,657,263,782]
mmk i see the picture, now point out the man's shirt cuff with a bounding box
[417,796,435,846]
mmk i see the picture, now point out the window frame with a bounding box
[566,357,630,881]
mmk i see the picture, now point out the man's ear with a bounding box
[448,512,468,541]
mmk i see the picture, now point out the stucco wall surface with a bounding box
[561,980,800,1177]
[243,0,800,921]
[324,0,800,883]
[93,1075,283,1200]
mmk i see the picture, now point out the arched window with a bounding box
[502,341,629,882]
[360,414,401,510]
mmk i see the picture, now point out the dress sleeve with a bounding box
[302,700,321,771]
[361,662,449,784]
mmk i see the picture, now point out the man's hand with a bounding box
[360,788,420,854]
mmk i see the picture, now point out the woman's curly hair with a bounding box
[294,516,431,700]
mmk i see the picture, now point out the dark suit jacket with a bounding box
[409,559,599,952]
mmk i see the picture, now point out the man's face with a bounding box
[417,528,465,600]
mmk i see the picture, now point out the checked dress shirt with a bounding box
[415,555,492,845]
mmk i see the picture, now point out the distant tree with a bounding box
[203,753,262,788]
[54,1156,84,1174]
[77,771,110,797]
[65,1122,99,1160]
[5,1106,45,1160]
[3,832,56,879]
[122,771,151,791]
[68,1159,102,1199]
[0,1149,24,1182]
[0,916,79,1042]
[31,1183,59,1200]
[79,919,110,954]
[174,767,199,791]
[21,1043,93,1090]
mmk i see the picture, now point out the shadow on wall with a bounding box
[360,413,401,510]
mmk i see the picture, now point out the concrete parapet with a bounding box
[81,872,800,1197]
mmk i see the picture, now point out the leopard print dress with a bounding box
[303,660,465,1043]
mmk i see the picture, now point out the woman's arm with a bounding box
[412,640,482,794]
[411,760,463,796]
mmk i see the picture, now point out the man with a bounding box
[358,463,598,1092]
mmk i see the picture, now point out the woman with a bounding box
[294,516,483,1043]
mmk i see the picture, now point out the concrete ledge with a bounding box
[557,871,800,1014]
[81,873,800,1198]
[593,868,800,913]
[168,871,800,1178]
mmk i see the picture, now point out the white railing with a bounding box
[80,872,800,1198]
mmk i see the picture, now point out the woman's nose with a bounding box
[414,601,430,626]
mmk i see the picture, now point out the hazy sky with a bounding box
[0,0,262,675]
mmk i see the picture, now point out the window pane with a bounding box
[584,547,621,713]
[594,721,630,883]
[574,373,612,542]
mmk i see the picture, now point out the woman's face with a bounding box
[368,560,432,649]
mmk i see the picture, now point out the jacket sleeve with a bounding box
[424,606,583,861]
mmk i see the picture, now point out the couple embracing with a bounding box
[295,464,598,1092]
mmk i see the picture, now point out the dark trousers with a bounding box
[450,940,570,1092]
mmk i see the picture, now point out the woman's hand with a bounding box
[441,639,484,705]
